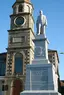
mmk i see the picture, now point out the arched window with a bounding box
[15,53,23,74]
[27,5,30,13]
[18,5,23,12]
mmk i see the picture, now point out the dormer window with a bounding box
[18,5,23,12]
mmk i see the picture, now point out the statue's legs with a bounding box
[37,23,46,37]
[41,26,46,37]
[37,24,41,35]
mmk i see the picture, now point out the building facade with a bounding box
[48,49,59,76]
[0,53,6,95]
[5,0,35,95]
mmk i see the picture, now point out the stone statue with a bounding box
[36,10,47,36]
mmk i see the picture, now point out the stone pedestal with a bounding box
[20,63,60,95]
[20,33,61,95]
[25,64,58,91]
[21,91,61,95]
[33,35,49,61]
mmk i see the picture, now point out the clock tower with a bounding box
[5,0,35,95]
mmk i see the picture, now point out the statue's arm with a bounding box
[45,16,47,26]
[36,16,39,26]
[43,15,47,26]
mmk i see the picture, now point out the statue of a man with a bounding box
[36,10,47,36]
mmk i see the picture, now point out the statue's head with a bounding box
[39,10,43,15]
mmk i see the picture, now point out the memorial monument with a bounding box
[36,10,47,37]
[20,10,61,95]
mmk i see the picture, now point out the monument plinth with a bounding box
[21,91,61,95]
[33,34,49,64]
[20,11,61,95]
[25,64,57,91]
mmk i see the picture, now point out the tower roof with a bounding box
[16,0,30,2]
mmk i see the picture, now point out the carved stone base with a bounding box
[20,90,61,95]
[25,64,58,91]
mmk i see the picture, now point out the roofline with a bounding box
[48,49,57,52]
[0,52,7,55]
[48,49,59,63]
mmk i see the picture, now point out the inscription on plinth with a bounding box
[31,67,48,90]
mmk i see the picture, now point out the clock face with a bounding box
[15,17,25,26]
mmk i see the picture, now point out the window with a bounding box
[2,85,4,91]
[2,85,8,91]
[9,37,12,44]
[53,57,55,59]
[18,5,23,12]
[15,53,23,74]
[2,63,6,76]
[0,61,6,76]
[13,6,16,14]
[48,55,52,59]
[5,85,8,90]
[27,5,30,13]
[21,36,25,42]
[2,80,4,83]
